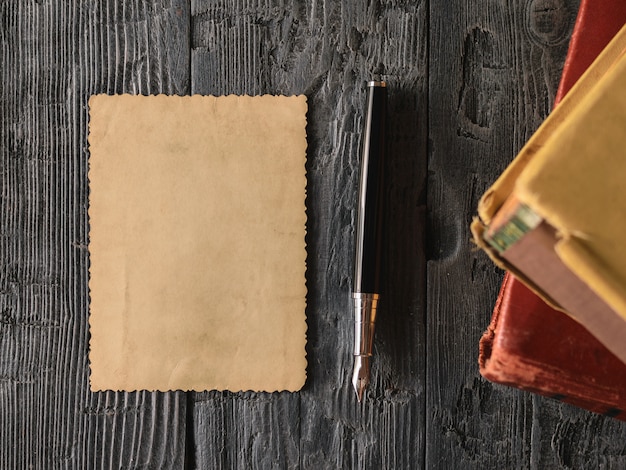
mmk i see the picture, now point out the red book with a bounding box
[479,2,626,419]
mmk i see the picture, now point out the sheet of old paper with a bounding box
[88,94,307,392]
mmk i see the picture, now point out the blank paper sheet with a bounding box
[88,94,307,392]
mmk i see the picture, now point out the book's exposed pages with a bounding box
[485,203,626,363]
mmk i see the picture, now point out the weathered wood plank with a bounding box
[0,1,189,468]
[427,0,626,468]
[189,0,428,468]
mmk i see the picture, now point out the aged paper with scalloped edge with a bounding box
[88,94,307,392]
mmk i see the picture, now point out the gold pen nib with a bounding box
[352,355,371,402]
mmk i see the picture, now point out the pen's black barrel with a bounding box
[354,81,386,294]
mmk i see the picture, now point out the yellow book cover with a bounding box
[472,24,626,362]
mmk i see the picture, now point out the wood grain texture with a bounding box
[1,1,188,468]
[3,0,626,468]
[189,0,427,468]
[428,0,626,468]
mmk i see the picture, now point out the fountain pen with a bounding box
[352,80,387,401]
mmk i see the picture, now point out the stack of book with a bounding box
[472,1,626,420]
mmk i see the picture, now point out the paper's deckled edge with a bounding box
[86,93,309,393]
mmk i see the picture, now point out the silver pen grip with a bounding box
[353,293,379,356]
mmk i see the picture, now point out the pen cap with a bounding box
[354,81,387,294]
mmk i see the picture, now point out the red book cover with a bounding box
[479,1,626,419]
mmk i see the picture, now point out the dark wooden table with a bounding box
[3,0,626,468]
